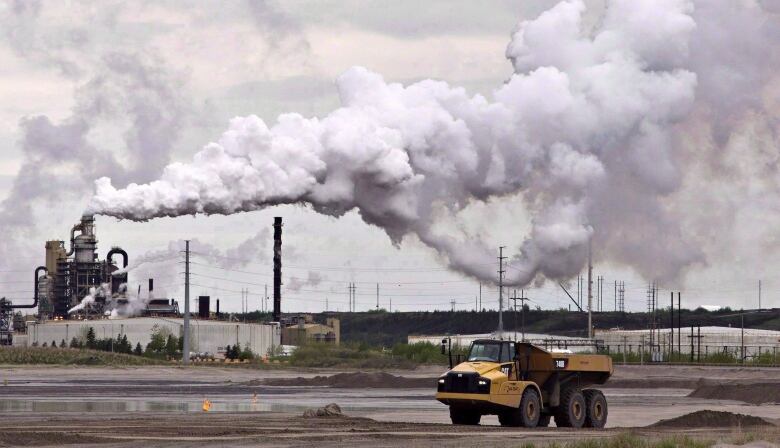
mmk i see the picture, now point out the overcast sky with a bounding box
[0,0,778,315]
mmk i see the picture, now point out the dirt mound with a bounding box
[303,403,342,418]
[264,372,433,389]
[604,378,701,389]
[688,382,780,405]
[652,411,772,428]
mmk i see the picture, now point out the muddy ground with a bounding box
[0,364,778,446]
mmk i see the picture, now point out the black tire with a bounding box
[554,388,586,428]
[583,389,608,428]
[538,414,551,427]
[498,388,541,428]
[450,407,480,425]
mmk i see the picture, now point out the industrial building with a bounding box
[15,317,280,357]
[596,326,780,359]
[281,315,340,345]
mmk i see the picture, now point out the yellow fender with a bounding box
[493,381,543,409]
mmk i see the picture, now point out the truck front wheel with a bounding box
[498,388,541,428]
[450,407,480,425]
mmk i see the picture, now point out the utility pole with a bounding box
[670,292,674,359]
[376,283,379,311]
[509,289,529,342]
[587,239,593,339]
[183,240,190,366]
[264,284,268,313]
[498,246,506,336]
[614,280,617,312]
[741,313,745,364]
[600,277,603,311]
[690,325,694,362]
[479,283,482,311]
[677,292,681,354]
[759,280,762,310]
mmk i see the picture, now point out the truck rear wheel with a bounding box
[583,389,608,428]
[450,407,480,425]
[498,388,540,428]
[554,388,586,428]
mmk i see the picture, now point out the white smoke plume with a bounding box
[67,283,112,314]
[107,283,150,319]
[87,0,780,287]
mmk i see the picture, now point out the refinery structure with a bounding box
[0,215,327,358]
[39,214,129,319]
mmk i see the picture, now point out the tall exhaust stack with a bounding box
[273,217,283,322]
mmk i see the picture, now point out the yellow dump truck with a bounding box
[436,338,612,428]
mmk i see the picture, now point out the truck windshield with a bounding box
[467,342,502,362]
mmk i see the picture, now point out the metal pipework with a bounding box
[107,247,128,268]
[12,266,47,309]
[66,214,97,258]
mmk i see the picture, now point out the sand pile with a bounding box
[303,403,342,418]
[264,372,432,389]
[688,382,780,405]
[652,411,772,428]
[604,378,700,389]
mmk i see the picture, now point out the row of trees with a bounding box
[224,343,254,361]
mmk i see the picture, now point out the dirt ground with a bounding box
[0,364,778,447]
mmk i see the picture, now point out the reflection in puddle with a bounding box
[0,399,304,413]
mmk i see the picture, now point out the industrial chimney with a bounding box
[273,217,282,322]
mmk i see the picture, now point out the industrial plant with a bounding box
[0,215,336,358]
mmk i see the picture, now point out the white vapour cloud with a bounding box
[68,283,112,314]
[86,0,780,288]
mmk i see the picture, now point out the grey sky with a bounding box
[0,1,777,314]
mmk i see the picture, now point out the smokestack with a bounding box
[148,278,154,299]
[216,299,220,317]
[273,217,282,322]
[198,296,210,319]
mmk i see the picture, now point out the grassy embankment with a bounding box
[0,346,164,366]
[607,349,780,366]
[0,342,457,369]
[278,341,463,369]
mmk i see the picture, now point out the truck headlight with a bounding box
[438,379,445,384]
[476,377,490,393]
